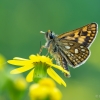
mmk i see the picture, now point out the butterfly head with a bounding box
[40,30,55,41]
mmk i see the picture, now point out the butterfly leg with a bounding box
[39,45,45,55]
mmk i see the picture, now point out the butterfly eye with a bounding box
[49,33,54,39]
[45,31,55,40]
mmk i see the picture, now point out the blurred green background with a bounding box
[0,0,100,100]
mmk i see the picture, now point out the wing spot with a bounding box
[81,58,84,61]
[81,49,85,52]
[88,31,91,34]
[77,60,81,63]
[67,54,70,57]
[78,56,81,59]
[87,34,90,36]
[69,43,74,46]
[80,46,84,48]
[73,60,75,62]
[91,24,96,27]
[92,34,95,36]
[85,54,88,56]
[65,46,70,49]
[81,55,84,57]
[76,59,78,61]
[92,28,96,31]
[71,53,74,56]
[75,49,78,53]
[86,50,89,53]
[90,37,93,39]
[74,62,77,65]
[83,56,86,59]
[92,31,96,33]
[89,40,91,42]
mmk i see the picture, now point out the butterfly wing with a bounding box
[56,23,98,68]
[57,40,89,68]
[57,23,98,48]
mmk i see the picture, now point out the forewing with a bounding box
[57,41,90,67]
[57,23,98,47]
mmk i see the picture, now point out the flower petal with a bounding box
[29,55,40,62]
[47,68,61,85]
[47,68,66,87]
[13,57,28,60]
[10,64,34,74]
[7,59,32,66]
[49,63,70,75]
[26,69,34,82]
[29,54,52,64]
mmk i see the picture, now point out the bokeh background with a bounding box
[0,0,100,100]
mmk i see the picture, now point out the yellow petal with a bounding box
[40,56,52,63]
[29,55,40,62]
[29,54,52,64]
[47,68,66,87]
[10,64,34,74]
[29,55,36,59]
[39,78,56,88]
[7,59,32,66]
[49,63,70,75]
[47,68,61,85]
[13,57,28,60]
[26,69,34,82]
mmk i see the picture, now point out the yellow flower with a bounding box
[7,54,70,87]
[29,78,62,100]
[14,77,27,91]
[0,54,6,70]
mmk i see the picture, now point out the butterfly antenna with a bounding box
[40,31,45,34]
[39,31,45,55]
[39,40,42,55]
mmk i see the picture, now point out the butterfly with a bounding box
[39,23,98,77]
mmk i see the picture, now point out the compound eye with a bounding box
[49,33,53,39]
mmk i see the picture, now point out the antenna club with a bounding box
[40,31,45,34]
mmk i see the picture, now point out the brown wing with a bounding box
[57,23,98,47]
[57,40,90,67]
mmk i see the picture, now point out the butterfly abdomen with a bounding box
[59,54,71,77]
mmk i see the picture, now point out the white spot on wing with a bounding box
[76,59,78,61]
[71,53,74,56]
[67,54,70,56]
[78,56,81,59]
[65,46,70,49]
[75,49,78,53]
[73,60,75,62]
[81,49,85,52]
[81,55,84,57]
[69,43,73,45]
[80,46,84,48]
